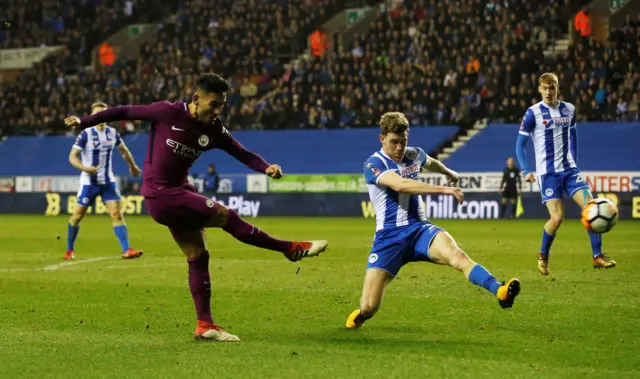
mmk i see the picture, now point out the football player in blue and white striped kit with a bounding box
[66,102,143,260]
[346,112,520,329]
[516,73,615,275]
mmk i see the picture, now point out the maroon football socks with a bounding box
[223,209,293,253]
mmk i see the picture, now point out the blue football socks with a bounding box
[113,225,130,252]
[540,229,556,257]
[468,265,501,296]
[587,230,603,257]
[67,224,80,251]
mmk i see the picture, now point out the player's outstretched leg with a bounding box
[571,189,616,269]
[346,268,393,329]
[105,201,143,259]
[428,231,520,309]
[174,229,239,342]
[210,207,328,262]
[66,205,88,260]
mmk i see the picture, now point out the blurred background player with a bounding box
[499,157,521,218]
[515,73,616,275]
[67,102,143,260]
[65,73,328,342]
[346,112,520,329]
[203,164,220,193]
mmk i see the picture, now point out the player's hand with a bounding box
[265,164,283,179]
[83,166,99,174]
[129,165,142,177]
[446,187,464,204]
[524,173,536,183]
[64,116,81,130]
[446,169,459,186]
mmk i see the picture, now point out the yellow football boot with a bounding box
[346,309,366,329]
[497,278,521,309]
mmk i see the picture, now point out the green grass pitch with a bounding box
[0,215,638,379]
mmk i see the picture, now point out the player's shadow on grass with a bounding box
[302,327,498,350]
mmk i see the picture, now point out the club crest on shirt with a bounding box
[198,135,209,147]
[404,148,418,160]
[206,199,215,208]
[561,107,570,116]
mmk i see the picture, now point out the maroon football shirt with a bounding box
[80,101,270,197]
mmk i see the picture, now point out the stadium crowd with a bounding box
[1,0,639,137]
[0,0,340,136]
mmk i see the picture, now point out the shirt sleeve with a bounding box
[416,147,429,168]
[73,130,88,150]
[216,124,270,173]
[519,108,536,136]
[364,156,397,185]
[115,132,122,147]
[79,101,172,128]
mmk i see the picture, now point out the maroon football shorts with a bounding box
[145,184,220,239]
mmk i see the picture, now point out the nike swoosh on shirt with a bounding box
[172,126,184,131]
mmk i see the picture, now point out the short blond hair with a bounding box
[539,73,559,88]
[379,112,409,135]
[91,101,108,110]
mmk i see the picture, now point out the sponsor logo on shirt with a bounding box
[399,164,419,177]
[166,139,202,159]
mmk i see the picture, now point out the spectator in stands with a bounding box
[2,0,339,134]
[3,0,639,136]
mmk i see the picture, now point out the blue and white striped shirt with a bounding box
[519,101,577,175]
[73,126,122,185]
[364,147,429,231]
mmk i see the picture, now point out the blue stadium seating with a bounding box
[0,126,458,175]
[443,123,640,172]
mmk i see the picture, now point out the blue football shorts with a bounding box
[538,168,590,204]
[76,182,121,206]
[366,222,444,276]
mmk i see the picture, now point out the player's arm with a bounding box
[379,171,464,203]
[569,109,578,164]
[116,134,141,177]
[64,101,170,130]
[217,126,281,178]
[516,108,536,182]
[418,147,459,185]
[69,131,98,174]
[364,157,463,203]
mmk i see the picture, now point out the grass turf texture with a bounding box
[0,215,638,379]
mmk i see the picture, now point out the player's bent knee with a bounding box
[448,248,472,271]
[550,214,564,228]
[182,246,208,260]
[70,207,87,224]
[110,210,124,222]
[205,204,229,228]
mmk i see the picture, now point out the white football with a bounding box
[581,198,619,234]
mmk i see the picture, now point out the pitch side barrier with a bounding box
[0,192,638,220]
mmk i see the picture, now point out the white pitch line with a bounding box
[0,257,294,273]
[0,256,114,273]
[42,256,115,271]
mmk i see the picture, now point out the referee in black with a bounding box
[499,157,522,218]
